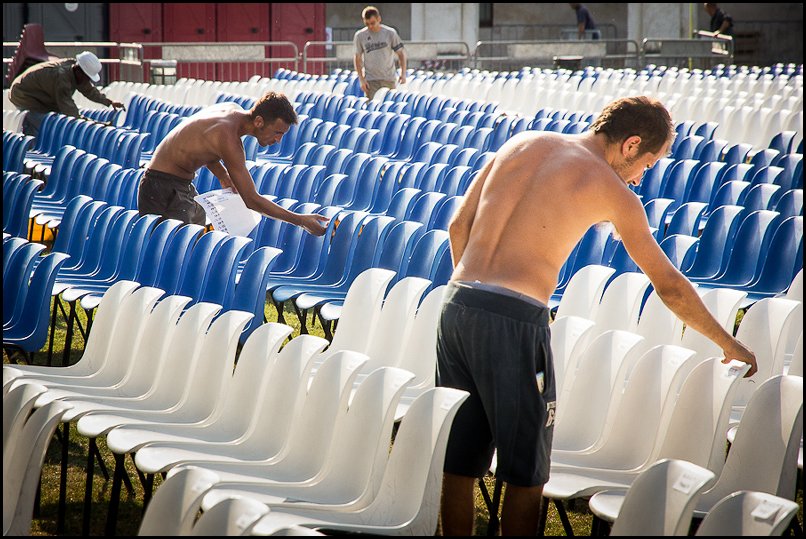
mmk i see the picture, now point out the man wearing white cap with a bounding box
[9,51,124,137]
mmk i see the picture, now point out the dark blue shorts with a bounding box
[437,280,556,487]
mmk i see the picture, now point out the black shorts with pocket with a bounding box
[138,168,207,225]
[437,280,556,487]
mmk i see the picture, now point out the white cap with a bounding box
[75,51,101,82]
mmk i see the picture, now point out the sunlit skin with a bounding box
[147,108,328,236]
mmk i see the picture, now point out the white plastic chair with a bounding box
[694,491,800,536]
[197,367,414,511]
[554,264,615,320]
[634,288,686,353]
[584,374,802,525]
[607,459,716,536]
[137,467,219,536]
[30,293,191,416]
[247,387,470,536]
[131,334,329,473]
[784,268,803,302]
[3,382,46,456]
[552,330,646,452]
[590,272,651,336]
[145,351,368,482]
[96,322,291,452]
[190,496,270,536]
[10,286,164,394]
[3,401,72,536]
[2,280,139,384]
[552,344,701,470]
[678,288,747,358]
[313,268,396,352]
[551,315,597,403]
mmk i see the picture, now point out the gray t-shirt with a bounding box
[353,24,404,82]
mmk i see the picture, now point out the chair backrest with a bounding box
[696,375,803,511]
[694,491,800,536]
[190,496,269,536]
[553,330,646,451]
[555,264,615,320]
[137,467,220,536]
[328,268,397,354]
[610,459,716,536]
[592,272,652,335]
[3,401,71,536]
[679,287,747,357]
[2,382,47,463]
[684,205,745,279]
[357,387,469,535]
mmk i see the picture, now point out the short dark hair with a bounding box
[589,96,674,155]
[251,91,297,125]
[362,6,380,19]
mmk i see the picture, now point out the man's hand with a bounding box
[398,73,407,85]
[111,101,126,110]
[360,79,369,94]
[722,339,757,378]
[297,213,330,236]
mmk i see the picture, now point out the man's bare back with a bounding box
[452,130,653,304]
[147,108,272,181]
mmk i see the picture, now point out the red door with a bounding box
[270,4,326,74]
[109,4,163,81]
[162,3,216,80]
[216,4,270,80]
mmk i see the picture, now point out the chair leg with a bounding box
[47,297,58,366]
[554,499,576,536]
[57,422,69,534]
[83,438,97,536]
[537,496,548,535]
[271,297,286,324]
[59,299,76,367]
[105,452,125,536]
[478,477,500,536]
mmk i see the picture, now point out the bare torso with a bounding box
[147,108,246,180]
[453,131,634,304]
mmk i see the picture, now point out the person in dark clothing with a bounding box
[569,3,598,39]
[704,3,734,36]
[8,51,124,137]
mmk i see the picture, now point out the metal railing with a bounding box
[473,39,641,71]
[643,34,734,70]
[302,40,471,75]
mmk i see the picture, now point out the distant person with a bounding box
[704,3,734,36]
[437,96,757,536]
[8,51,125,137]
[353,5,407,100]
[569,3,599,40]
[139,91,329,234]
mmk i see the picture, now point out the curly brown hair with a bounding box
[251,91,298,126]
[589,96,675,155]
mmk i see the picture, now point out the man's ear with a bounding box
[622,135,642,158]
[253,115,264,129]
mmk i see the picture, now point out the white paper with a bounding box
[194,188,261,237]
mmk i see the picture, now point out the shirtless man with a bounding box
[437,96,757,536]
[138,91,329,235]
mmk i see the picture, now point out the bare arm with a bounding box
[354,53,368,94]
[448,156,495,266]
[220,137,329,236]
[611,189,757,376]
[206,160,236,192]
[396,49,407,84]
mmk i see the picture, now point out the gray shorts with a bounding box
[366,80,395,100]
[138,168,207,225]
[437,280,556,487]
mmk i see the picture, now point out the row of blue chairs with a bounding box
[3,172,43,239]
[3,131,35,173]
[121,93,201,133]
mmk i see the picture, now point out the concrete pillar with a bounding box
[410,3,479,52]
[627,3,694,43]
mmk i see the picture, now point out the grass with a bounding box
[5,295,802,536]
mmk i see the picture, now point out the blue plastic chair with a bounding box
[148,224,204,293]
[771,154,803,192]
[428,195,463,231]
[398,228,450,281]
[3,252,71,358]
[748,148,781,169]
[3,242,47,324]
[416,164,450,193]
[694,138,729,163]
[406,192,447,225]
[638,157,675,201]
[741,183,782,213]
[225,246,283,342]
[374,220,426,275]
[768,131,797,155]
[683,205,746,281]
[772,188,803,217]
[659,159,702,213]
[437,166,472,197]
[707,180,750,214]
[692,209,783,287]
[171,230,233,301]
[721,143,753,166]
[665,202,708,238]
[4,176,43,239]
[684,161,727,205]
[730,216,803,303]
[386,188,422,221]
[643,198,676,230]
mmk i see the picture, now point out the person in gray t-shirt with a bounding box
[353,5,407,100]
